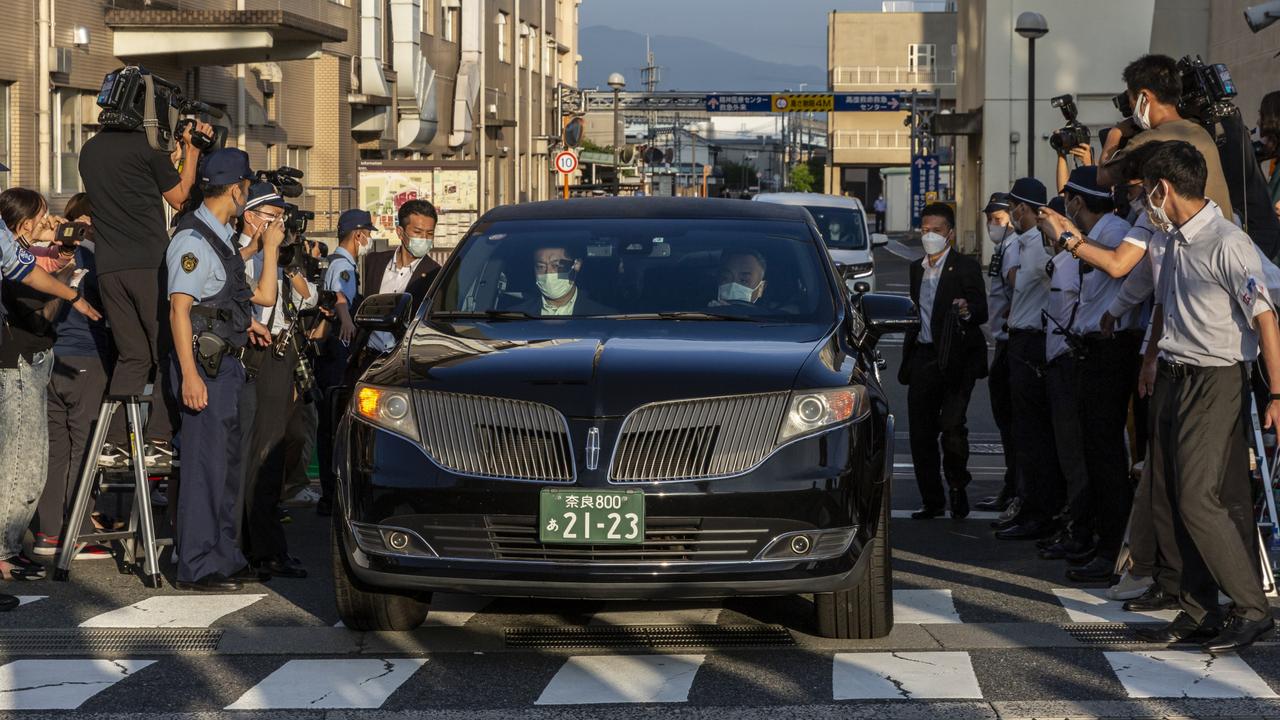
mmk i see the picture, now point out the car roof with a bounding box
[753,192,866,211]
[478,197,813,223]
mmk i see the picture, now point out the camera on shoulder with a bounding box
[96,65,227,154]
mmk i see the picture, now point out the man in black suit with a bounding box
[511,245,611,316]
[363,199,442,327]
[900,203,989,519]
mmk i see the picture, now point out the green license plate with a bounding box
[539,489,645,545]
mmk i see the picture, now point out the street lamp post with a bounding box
[1015,12,1048,179]
[608,72,626,195]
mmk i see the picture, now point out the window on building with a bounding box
[543,31,553,75]
[443,5,458,42]
[517,23,527,68]
[285,146,311,200]
[528,25,539,71]
[0,84,10,188]
[908,43,936,73]
[497,12,509,62]
[424,0,435,35]
[55,89,93,195]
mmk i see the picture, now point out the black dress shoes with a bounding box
[256,557,309,579]
[1066,556,1115,583]
[1065,545,1097,566]
[974,493,1013,512]
[1039,537,1092,560]
[911,506,946,520]
[1202,615,1275,653]
[175,573,243,593]
[949,489,970,519]
[1123,585,1179,612]
[229,565,269,584]
[995,519,1055,540]
[1135,611,1222,644]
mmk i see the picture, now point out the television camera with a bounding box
[96,66,227,153]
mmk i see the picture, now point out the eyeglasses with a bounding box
[534,259,575,273]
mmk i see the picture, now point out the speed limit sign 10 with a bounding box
[555,151,578,174]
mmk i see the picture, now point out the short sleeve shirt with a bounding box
[1045,252,1081,361]
[165,205,236,301]
[1008,228,1053,331]
[1075,213,1138,334]
[324,247,358,303]
[985,231,1020,341]
[1106,119,1233,219]
[0,223,35,283]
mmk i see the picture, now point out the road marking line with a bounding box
[890,510,1002,521]
[225,658,427,709]
[589,602,722,626]
[0,659,155,710]
[1051,588,1178,624]
[535,654,705,705]
[833,651,981,700]
[1105,651,1278,698]
[894,589,962,624]
[79,594,266,628]
[16,596,45,606]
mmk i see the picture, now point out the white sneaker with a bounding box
[1106,570,1153,601]
[98,443,130,468]
[284,486,322,507]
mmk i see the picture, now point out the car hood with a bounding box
[828,248,872,266]
[378,320,833,418]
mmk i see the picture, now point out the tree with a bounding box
[718,160,757,191]
[789,163,814,193]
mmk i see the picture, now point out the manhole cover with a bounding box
[0,628,222,655]
[505,624,794,649]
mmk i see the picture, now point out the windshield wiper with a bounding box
[599,311,761,322]
[430,310,537,320]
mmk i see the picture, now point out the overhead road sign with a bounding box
[702,92,915,113]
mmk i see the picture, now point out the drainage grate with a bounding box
[505,624,795,649]
[0,628,223,655]
[1062,623,1145,645]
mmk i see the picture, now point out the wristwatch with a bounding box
[1270,393,1280,402]
[1059,231,1080,257]
[69,283,83,303]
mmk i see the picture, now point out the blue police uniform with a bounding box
[166,203,255,584]
[0,222,37,338]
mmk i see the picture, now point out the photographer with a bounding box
[0,188,103,583]
[80,108,211,467]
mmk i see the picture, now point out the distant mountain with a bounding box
[579,26,825,92]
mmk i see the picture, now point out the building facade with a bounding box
[1,0,580,245]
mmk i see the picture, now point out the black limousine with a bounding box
[331,197,916,639]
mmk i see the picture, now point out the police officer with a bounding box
[166,149,284,592]
[315,209,376,516]
[976,193,1020,514]
[1133,141,1280,652]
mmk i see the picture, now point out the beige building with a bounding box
[0,0,580,246]
[826,2,957,200]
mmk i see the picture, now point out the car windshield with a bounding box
[430,218,836,324]
[803,206,867,250]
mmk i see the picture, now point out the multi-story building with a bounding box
[826,1,957,201]
[0,0,580,246]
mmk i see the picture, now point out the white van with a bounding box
[752,192,889,292]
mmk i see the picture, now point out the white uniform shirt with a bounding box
[1045,252,1081,362]
[918,247,949,345]
[986,231,1020,342]
[1074,212,1139,335]
[1008,227,1053,331]
[244,256,318,335]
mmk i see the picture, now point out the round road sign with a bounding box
[555,151,578,174]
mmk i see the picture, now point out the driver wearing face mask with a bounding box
[511,245,611,317]
[364,199,442,353]
[710,250,769,307]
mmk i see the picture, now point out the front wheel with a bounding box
[331,515,430,631]
[813,481,893,639]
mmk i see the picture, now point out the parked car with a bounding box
[332,197,916,639]
[753,192,890,292]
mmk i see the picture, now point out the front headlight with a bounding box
[353,383,420,442]
[842,262,874,279]
[777,387,870,444]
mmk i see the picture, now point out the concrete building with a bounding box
[1,0,580,246]
[826,1,957,201]
[1207,0,1280,126]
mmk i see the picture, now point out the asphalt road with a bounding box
[4,245,1280,718]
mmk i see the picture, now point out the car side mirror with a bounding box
[862,292,919,337]
[871,233,890,248]
[354,292,414,339]
[851,280,872,296]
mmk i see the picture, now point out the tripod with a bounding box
[52,394,172,588]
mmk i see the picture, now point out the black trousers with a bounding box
[875,212,885,234]
[315,336,352,503]
[906,343,974,510]
[988,340,1018,500]
[41,354,109,535]
[241,344,298,562]
[98,268,174,442]
[1078,334,1141,561]
[1149,362,1267,622]
[1007,331,1062,522]
[1046,352,1089,538]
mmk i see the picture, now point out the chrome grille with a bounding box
[610,393,789,482]
[415,391,574,482]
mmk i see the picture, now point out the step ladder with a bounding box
[52,394,172,588]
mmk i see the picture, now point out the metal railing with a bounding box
[832,130,912,150]
[832,66,956,87]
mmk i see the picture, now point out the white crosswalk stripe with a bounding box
[224,659,427,709]
[79,594,266,628]
[832,651,982,700]
[589,602,722,626]
[1051,588,1178,624]
[0,659,155,710]
[15,596,45,607]
[1105,651,1278,699]
[893,588,962,624]
[535,654,705,705]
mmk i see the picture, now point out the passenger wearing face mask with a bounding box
[975,193,1021,515]
[711,250,771,308]
[363,199,442,353]
[513,245,611,317]
[900,203,987,521]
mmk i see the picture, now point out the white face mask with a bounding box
[536,272,575,301]
[718,281,760,304]
[1134,94,1152,131]
[406,236,433,258]
[356,235,372,258]
[1145,182,1174,233]
[921,231,948,255]
[238,233,254,250]
[987,224,1009,244]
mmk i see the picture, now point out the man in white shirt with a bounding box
[976,193,1021,513]
[363,199,442,355]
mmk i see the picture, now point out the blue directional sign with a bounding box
[704,94,773,113]
[910,154,941,228]
[833,93,907,112]
[703,92,910,113]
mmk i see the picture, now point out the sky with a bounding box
[579,0,883,70]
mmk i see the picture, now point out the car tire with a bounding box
[331,514,431,631]
[813,481,893,639]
